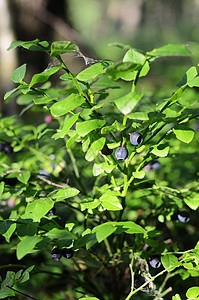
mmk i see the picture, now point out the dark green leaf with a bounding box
[7,39,49,51]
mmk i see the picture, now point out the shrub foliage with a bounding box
[0,40,199,299]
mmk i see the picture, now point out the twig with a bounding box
[5,285,37,300]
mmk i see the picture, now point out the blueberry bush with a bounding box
[0,40,199,300]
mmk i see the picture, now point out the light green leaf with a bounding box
[173,124,195,143]
[77,62,105,81]
[133,170,145,179]
[186,287,199,298]
[184,194,199,210]
[114,91,142,115]
[66,132,79,148]
[161,254,180,271]
[16,171,31,184]
[100,191,122,211]
[8,39,49,51]
[106,62,140,80]
[33,96,56,105]
[0,220,16,243]
[172,294,182,300]
[177,66,198,87]
[52,188,80,201]
[76,119,106,137]
[11,64,26,83]
[188,76,199,88]
[101,120,125,134]
[151,144,169,157]
[29,66,61,88]
[46,228,77,240]
[92,222,117,243]
[0,182,5,196]
[123,48,146,65]
[93,163,115,176]
[16,236,41,260]
[25,198,54,222]
[147,44,190,60]
[51,41,79,56]
[117,221,145,234]
[50,94,85,117]
[79,297,100,300]
[80,199,100,212]
[53,113,80,140]
[85,137,106,161]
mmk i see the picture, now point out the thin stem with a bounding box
[125,254,134,300]
[104,238,113,257]
[66,148,80,178]
[5,285,37,300]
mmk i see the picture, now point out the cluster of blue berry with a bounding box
[115,132,143,161]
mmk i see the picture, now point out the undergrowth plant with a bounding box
[0,39,199,300]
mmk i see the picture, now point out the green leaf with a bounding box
[50,94,85,117]
[0,220,16,243]
[93,163,115,176]
[77,63,105,81]
[161,254,180,271]
[11,64,26,83]
[173,124,195,143]
[92,222,117,243]
[172,294,182,300]
[7,39,49,51]
[33,96,56,105]
[46,228,77,240]
[177,66,198,87]
[0,271,15,298]
[100,191,122,211]
[106,62,140,80]
[16,236,41,260]
[85,137,106,161]
[117,221,145,234]
[52,188,80,201]
[147,44,190,60]
[133,170,145,179]
[114,91,143,115]
[53,113,80,140]
[188,75,199,88]
[184,194,199,210]
[17,222,37,237]
[25,198,54,222]
[29,66,61,88]
[80,199,100,212]
[186,287,199,298]
[51,41,79,56]
[73,229,97,250]
[18,266,35,284]
[76,119,106,137]
[151,144,170,157]
[0,182,5,196]
[123,48,146,65]
[16,171,31,184]
[79,297,100,300]
[101,120,125,134]
[66,132,79,148]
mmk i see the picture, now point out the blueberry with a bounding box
[51,248,62,261]
[101,145,113,156]
[115,146,128,161]
[151,161,161,170]
[46,207,56,216]
[61,248,74,259]
[149,257,161,268]
[3,144,13,154]
[177,211,190,223]
[130,132,143,146]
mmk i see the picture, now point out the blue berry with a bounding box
[151,161,161,169]
[101,145,113,156]
[149,257,161,268]
[115,146,128,161]
[61,248,74,259]
[51,248,62,261]
[130,132,143,146]
[177,211,190,223]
